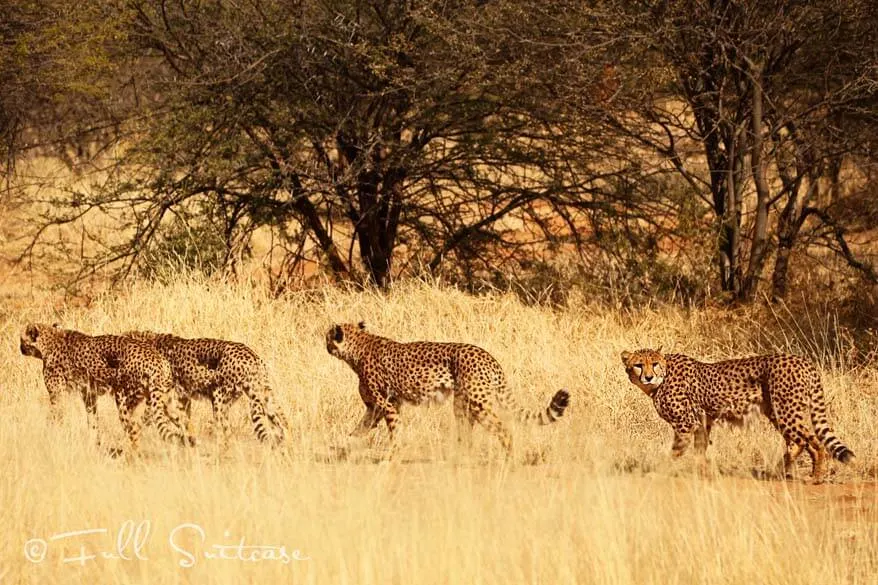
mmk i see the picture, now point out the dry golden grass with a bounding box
[2,277,877,584]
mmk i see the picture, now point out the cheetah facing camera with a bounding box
[123,331,289,449]
[19,323,193,452]
[621,348,855,483]
[326,322,570,456]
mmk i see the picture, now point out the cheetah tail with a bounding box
[810,379,855,464]
[505,389,570,425]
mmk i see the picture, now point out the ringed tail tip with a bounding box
[551,389,570,415]
[836,447,855,464]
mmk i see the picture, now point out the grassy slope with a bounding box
[1,278,876,584]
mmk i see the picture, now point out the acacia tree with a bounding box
[19,0,618,288]
[604,0,878,302]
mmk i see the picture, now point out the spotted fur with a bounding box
[124,331,288,449]
[326,322,570,455]
[621,348,855,482]
[19,323,192,452]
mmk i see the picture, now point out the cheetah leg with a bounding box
[247,387,287,445]
[147,389,187,447]
[48,390,62,422]
[174,391,198,446]
[693,420,713,475]
[242,385,282,446]
[670,430,693,458]
[781,440,804,480]
[264,395,289,442]
[115,391,143,453]
[693,420,712,455]
[453,395,474,450]
[210,391,233,453]
[44,374,65,423]
[81,382,100,448]
[351,405,383,437]
[140,400,153,428]
[369,392,400,439]
[351,380,389,436]
[167,389,195,446]
[470,405,512,459]
[805,436,827,484]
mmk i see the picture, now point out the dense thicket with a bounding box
[5,0,878,304]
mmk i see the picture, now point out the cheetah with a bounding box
[325,322,570,455]
[19,323,193,452]
[123,331,288,449]
[621,348,855,482]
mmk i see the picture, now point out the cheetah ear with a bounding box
[621,351,632,364]
[357,321,366,330]
[332,325,344,343]
[656,345,663,353]
[51,322,61,329]
[26,324,39,341]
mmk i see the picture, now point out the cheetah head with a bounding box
[325,321,367,361]
[19,322,64,360]
[621,348,667,395]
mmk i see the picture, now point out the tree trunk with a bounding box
[695,110,738,294]
[719,125,745,297]
[352,168,404,288]
[742,63,770,302]
[689,93,743,296]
